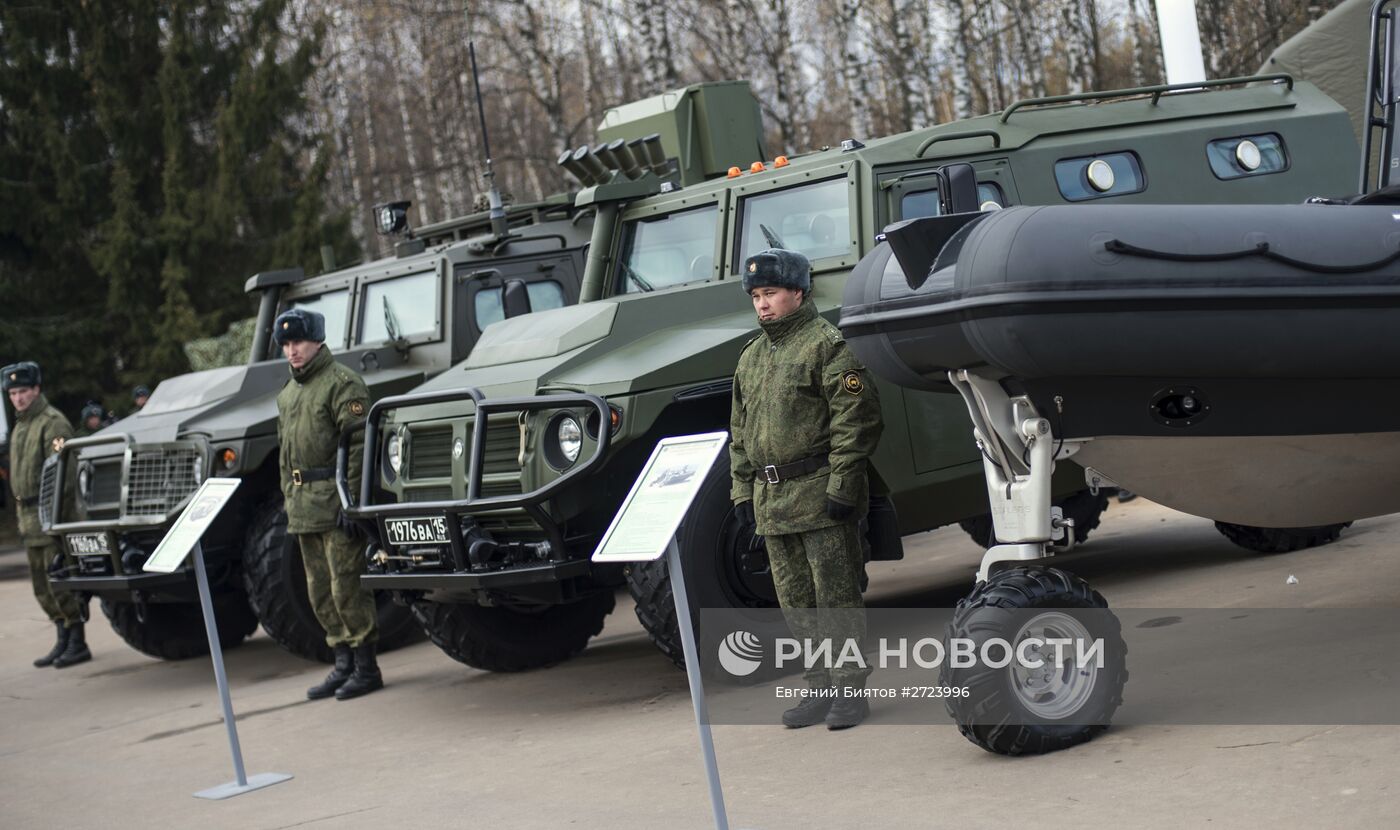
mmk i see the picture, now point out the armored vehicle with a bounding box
[39,195,595,661]
[343,76,1358,672]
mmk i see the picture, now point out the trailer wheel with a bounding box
[241,497,422,663]
[627,447,779,668]
[959,489,1110,549]
[1213,521,1351,553]
[101,592,259,661]
[411,592,615,672]
[942,566,1128,756]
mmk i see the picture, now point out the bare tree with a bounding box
[837,0,875,136]
[632,0,680,93]
[299,0,1346,255]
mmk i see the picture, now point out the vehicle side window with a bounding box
[289,289,350,346]
[737,178,850,267]
[901,183,1007,219]
[1054,152,1146,201]
[1206,134,1288,179]
[616,206,719,295]
[358,271,438,344]
[474,280,568,330]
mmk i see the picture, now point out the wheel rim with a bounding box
[1008,611,1099,720]
[714,506,778,607]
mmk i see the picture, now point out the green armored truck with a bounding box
[39,196,596,661]
[342,77,1358,671]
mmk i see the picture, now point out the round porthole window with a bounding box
[1086,159,1116,192]
[1234,139,1262,172]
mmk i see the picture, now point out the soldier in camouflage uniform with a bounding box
[4,361,91,668]
[729,249,883,730]
[274,309,383,700]
[78,402,106,436]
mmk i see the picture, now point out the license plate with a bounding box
[384,516,450,547]
[67,533,111,556]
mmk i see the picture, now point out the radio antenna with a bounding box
[468,42,508,237]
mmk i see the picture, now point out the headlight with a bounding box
[193,454,205,482]
[387,433,403,474]
[557,416,582,464]
[77,465,91,500]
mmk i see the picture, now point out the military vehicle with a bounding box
[38,195,596,661]
[341,76,1357,673]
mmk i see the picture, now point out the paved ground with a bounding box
[1,499,1396,829]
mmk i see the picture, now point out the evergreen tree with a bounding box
[0,0,358,416]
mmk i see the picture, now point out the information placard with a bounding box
[591,431,729,563]
[144,478,242,573]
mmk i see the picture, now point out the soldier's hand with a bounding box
[734,500,756,530]
[336,509,367,541]
[826,498,856,522]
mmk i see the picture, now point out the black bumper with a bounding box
[361,560,593,593]
[49,569,191,599]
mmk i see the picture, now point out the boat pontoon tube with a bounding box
[840,204,1400,527]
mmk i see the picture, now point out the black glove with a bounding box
[336,509,367,541]
[826,498,856,522]
[47,552,68,578]
[734,500,756,530]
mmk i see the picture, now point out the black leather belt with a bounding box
[756,454,828,484]
[15,495,38,507]
[291,466,334,486]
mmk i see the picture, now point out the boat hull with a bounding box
[841,203,1400,525]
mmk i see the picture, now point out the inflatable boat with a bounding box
[840,203,1400,531]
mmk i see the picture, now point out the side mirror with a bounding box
[503,279,533,319]
[936,163,980,215]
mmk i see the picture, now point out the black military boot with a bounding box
[52,622,92,668]
[33,622,69,668]
[826,687,870,730]
[334,642,383,700]
[781,687,835,728]
[306,644,354,700]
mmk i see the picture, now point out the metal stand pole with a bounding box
[191,542,292,799]
[666,538,731,830]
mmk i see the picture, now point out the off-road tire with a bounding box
[241,497,422,663]
[942,566,1128,756]
[411,592,615,672]
[1212,521,1351,553]
[627,447,779,668]
[959,489,1110,549]
[101,592,259,661]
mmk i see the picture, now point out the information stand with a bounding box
[144,477,293,800]
[593,431,732,830]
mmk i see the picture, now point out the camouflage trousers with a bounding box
[765,522,870,689]
[27,544,84,626]
[297,528,377,648]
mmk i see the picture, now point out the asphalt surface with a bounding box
[1,498,1396,829]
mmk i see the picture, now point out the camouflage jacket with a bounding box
[729,298,883,535]
[9,395,74,545]
[276,346,369,533]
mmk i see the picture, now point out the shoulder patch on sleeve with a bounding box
[52,436,66,454]
[840,370,865,396]
[348,400,365,417]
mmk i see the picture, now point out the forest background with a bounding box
[0,0,1342,418]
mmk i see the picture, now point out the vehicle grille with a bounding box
[405,486,453,503]
[407,427,453,479]
[37,457,59,529]
[402,418,522,497]
[479,418,523,498]
[124,447,204,517]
